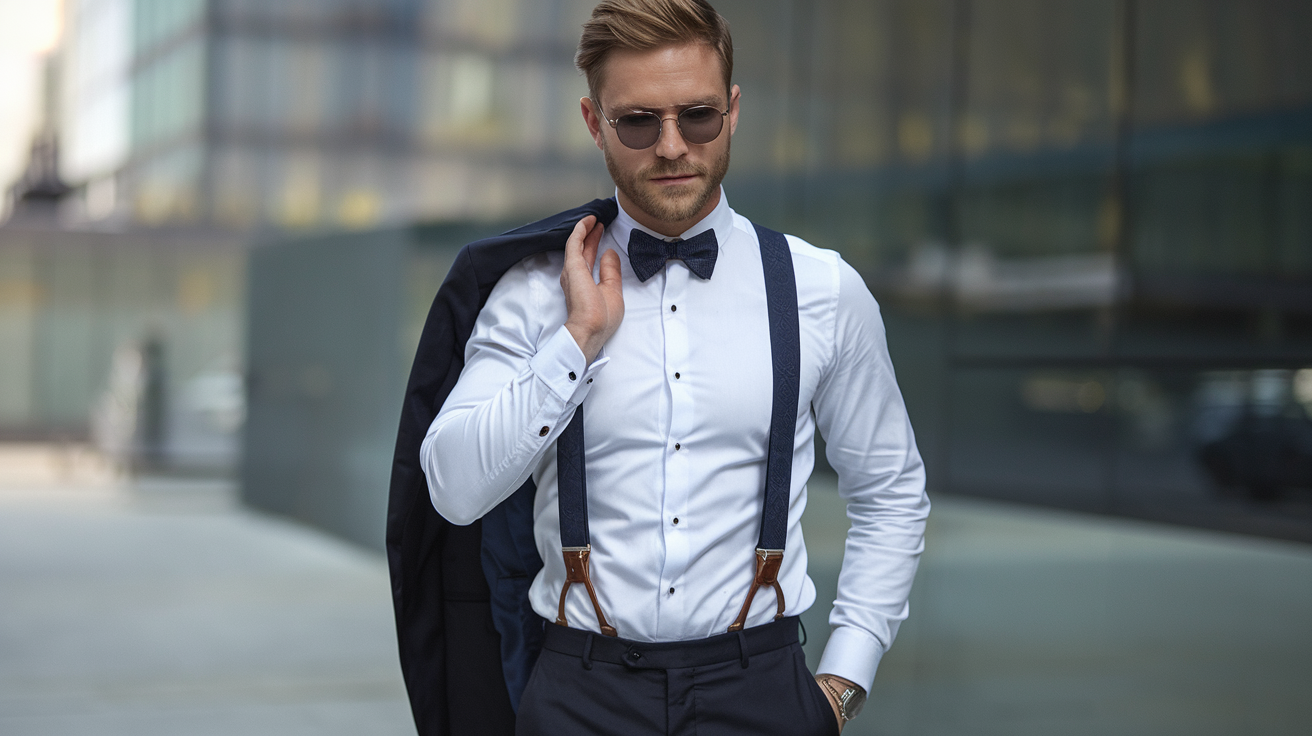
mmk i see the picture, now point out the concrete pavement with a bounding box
[0,474,413,736]
[802,487,1312,736]
[2,451,1310,735]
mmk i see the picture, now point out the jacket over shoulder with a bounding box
[386,198,619,736]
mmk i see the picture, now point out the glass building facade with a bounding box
[712,0,1312,540]
[46,0,1312,538]
[60,0,611,230]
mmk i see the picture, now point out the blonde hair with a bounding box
[576,0,734,100]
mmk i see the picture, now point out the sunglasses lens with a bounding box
[616,113,661,149]
[610,107,725,149]
[678,107,724,144]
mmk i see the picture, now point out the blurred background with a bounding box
[1,1,1309,735]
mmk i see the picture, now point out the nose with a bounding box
[654,115,689,159]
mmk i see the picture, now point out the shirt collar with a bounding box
[609,187,733,255]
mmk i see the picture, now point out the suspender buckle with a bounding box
[727,548,786,632]
[556,545,618,637]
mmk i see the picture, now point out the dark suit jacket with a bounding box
[386,198,620,736]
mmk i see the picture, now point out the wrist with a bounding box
[564,316,614,364]
[564,320,603,364]
[816,673,867,725]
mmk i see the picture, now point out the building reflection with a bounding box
[2,0,1310,540]
[711,0,1312,540]
[59,0,609,230]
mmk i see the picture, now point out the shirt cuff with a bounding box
[528,325,608,404]
[816,625,886,693]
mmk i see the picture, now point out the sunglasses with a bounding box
[595,100,729,149]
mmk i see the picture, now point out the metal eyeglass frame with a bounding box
[592,99,730,149]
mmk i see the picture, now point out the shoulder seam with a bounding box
[782,232,840,266]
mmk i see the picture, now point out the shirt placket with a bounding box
[656,260,692,640]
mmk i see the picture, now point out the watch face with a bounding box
[841,690,866,720]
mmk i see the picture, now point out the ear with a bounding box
[727,84,741,137]
[581,97,606,151]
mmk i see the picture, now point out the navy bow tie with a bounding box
[627,228,718,282]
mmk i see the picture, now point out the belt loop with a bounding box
[798,617,808,646]
[736,631,749,669]
[582,633,594,670]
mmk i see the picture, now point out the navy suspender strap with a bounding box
[554,405,617,636]
[556,407,590,549]
[555,223,800,637]
[728,224,800,632]
[754,223,801,551]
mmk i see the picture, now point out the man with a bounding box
[398,1,928,733]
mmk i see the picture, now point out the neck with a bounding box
[618,187,721,238]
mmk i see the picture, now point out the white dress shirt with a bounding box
[421,190,929,692]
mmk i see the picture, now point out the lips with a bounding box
[651,173,700,185]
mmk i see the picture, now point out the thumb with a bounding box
[598,248,623,291]
[565,216,594,270]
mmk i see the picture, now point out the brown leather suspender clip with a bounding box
[556,546,618,637]
[727,548,786,632]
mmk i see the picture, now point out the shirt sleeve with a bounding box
[420,256,608,526]
[811,256,930,693]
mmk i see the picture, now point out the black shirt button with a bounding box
[669,587,676,595]
[586,378,593,384]
[674,372,680,379]
[674,443,681,450]
[539,426,549,437]
[568,371,577,381]
[670,304,677,312]
[672,517,679,525]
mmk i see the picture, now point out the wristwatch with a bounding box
[818,675,867,724]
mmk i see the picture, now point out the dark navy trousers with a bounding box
[515,617,839,736]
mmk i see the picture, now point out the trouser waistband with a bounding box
[541,616,800,670]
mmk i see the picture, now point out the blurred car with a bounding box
[1195,370,1312,501]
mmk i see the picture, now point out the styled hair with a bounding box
[576,0,734,101]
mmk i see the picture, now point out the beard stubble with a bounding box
[604,140,731,226]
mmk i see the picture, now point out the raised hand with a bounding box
[561,215,624,364]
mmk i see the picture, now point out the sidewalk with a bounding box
[804,486,1312,736]
[0,465,414,736]
[2,449,1310,735]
